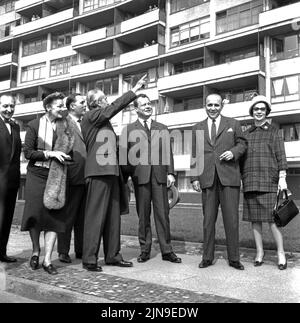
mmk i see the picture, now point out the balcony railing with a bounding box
[259,2,300,28]
[72,27,108,48]
[15,0,43,12]
[14,101,44,117]
[158,56,264,93]
[0,53,18,66]
[120,44,163,66]
[120,8,160,34]
[0,80,16,91]
[13,8,74,36]
[70,59,106,77]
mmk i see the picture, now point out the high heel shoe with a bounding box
[278,262,287,270]
[42,263,58,275]
[254,253,264,267]
[30,255,39,270]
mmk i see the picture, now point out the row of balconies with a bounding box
[10,1,300,39]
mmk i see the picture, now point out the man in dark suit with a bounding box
[57,94,87,263]
[123,94,181,264]
[191,94,247,270]
[0,94,21,263]
[81,75,147,272]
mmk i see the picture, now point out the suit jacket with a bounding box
[123,119,174,185]
[0,118,21,190]
[67,116,87,186]
[191,116,247,189]
[24,118,57,168]
[81,91,136,179]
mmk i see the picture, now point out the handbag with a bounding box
[273,190,299,227]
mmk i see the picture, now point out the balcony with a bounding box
[120,44,163,66]
[70,59,106,77]
[0,80,16,91]
[120,8,162,34]
[0,53,18,67]
[13,8,74,37]
[259,2,300,28]
[285,141,300,162]
[72,27,108,49]
[14,101,44,117]
[15,0,43,13]
[158,56,264,94]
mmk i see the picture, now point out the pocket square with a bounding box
[227,128,234,132]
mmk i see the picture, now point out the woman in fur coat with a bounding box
[21,92,75,275]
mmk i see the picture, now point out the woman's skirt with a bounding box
[243,191,277,223]
[21,167,68,233]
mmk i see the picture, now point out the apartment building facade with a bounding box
[1,0,300,199]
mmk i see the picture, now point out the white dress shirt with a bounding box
[138,117,152,130]
[207,115,221,140]
[70,114,82,132]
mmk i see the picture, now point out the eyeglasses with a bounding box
[253,107,267,112]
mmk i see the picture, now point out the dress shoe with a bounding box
[229,260,245,271]
[278,262,287,271]
[137,252,150,263]
[75,253,82,260]
[199,260,213,268]
[106,260,133,267]
[162,252,182,263]
[0,255,17,263]
[59,254,72,264]
[83,263,103,272]
[30,255,39,270]
[42,263,58,275]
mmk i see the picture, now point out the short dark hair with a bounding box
[43,92,65,111]
[66,93,82,111]
[133,94,151,108]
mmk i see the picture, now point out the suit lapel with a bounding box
[202,119,212,147]
[10,124,17,162]
[216,116,227,141]
[134,119,148,142]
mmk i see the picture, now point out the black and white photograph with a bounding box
[1,0,300,308]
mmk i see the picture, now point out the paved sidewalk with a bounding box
[1,226,300,303]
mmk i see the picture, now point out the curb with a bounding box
[5,275,115,303]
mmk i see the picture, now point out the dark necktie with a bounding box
[211,119,217,145]
[144,120,151,138]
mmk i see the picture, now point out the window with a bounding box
[281,123,300,142]
[271,75,300,103]
[50,56,77,77]
[219,46,258,64]
[174,58,204,74]
[81,77,119,96]
[23,37,47,57]
[271,33,300,61]
[83,0,116,13]
[21,63,46,83]
[0,1,15,15]
[51,31,73,50]
[0,20,20,38]
[173,96,203,112]
[170,0,209,14]
[170,17,210,47]
[216,0,263,34]
[221,88,258,103]
[123,71,157,91]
